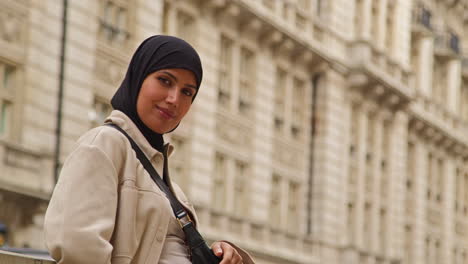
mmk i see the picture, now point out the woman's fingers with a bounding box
[211,241,243,264]
[211,241,223,257]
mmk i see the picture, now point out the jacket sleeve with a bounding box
[44,143,119,264]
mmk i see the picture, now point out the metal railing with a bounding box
[434,30,460,56]
[0,249,55,263]
[412,4,432,30]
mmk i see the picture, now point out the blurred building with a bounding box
[0,0,467,263]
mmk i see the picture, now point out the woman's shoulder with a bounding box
[77,125,128,148]
[71,125,131,164]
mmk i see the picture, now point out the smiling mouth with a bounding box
[157,106,175,119]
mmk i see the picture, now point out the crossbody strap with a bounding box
[106,123,192,225]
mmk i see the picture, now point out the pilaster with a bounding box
[441,158,456,262]
[446,59,461,113]
[250,49,275,223]
[359,0,372,41]
[376,0,388,50]
[386,111,408,260]
[393,0,412,66]
[412,140,428,264]
[187,14,220,208]
[370,111,384,254]
[417,36,434,96]
[311,66,349,262]
[354,104,368,250]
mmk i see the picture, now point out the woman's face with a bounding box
[136,68,197,134]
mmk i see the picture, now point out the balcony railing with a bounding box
[434,30,461,57]
[412,4,432,31]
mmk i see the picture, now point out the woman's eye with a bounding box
[158,77,171,86]
[182,89,194,97]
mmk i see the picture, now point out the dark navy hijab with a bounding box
[111,35,203,152]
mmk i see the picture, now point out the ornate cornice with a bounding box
[408,109,468,158]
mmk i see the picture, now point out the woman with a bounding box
[44,35,254,264]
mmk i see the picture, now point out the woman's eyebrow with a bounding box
[161,71,197,89]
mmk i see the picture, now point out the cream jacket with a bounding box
[44,110,254,264]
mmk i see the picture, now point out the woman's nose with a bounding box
[166,87,179,105]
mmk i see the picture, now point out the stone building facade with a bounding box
[0,0,467,263]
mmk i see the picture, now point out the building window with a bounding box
[89,97,112,128]
[270,174,282,227]
[239,47,255,115]
[98,0,131,47]
[213,153,227,209]
[217,36,257,116]
[218,35,233,108]
[0,63,16,138]
[286,181,300,234]
[291,78,305,139]
[233,160,249,213]
[432,59,448,105]
[274,68,287,130]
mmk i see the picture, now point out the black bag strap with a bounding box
[105,123,191,223]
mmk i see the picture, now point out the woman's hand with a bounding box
[211,241,243,264]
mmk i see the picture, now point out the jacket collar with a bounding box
[105,110,174,159]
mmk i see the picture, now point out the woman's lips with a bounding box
[157,106,175,119]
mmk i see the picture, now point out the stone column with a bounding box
[376,0,388,50]
[441,157,456,262]
[311,66,350,263]
[393,0,412,63]
[446,60,461,113]
[417,37,434,97]
[354,104,368,250]
[163,3,177,36]
[370,110,384,254]
[386,111,408,260]
[411,139,428,264]
[188,20,221,209]
[361,0,372,40]
[250,49,276,223]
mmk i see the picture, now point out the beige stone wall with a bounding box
[1,0,468,263]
